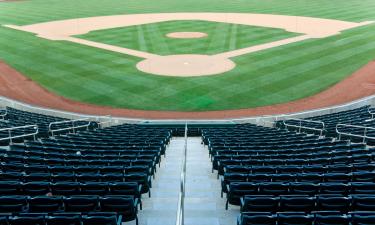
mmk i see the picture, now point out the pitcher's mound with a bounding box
[136,54,235,77]
[166,32,208,39]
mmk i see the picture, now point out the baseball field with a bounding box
[0,0,375,116]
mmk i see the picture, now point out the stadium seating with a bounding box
[202,122,375,225]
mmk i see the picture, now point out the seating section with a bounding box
[202,123,375,225]
[0,122,172,225]
[279,106,375,139]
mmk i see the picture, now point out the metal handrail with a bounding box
[283,118,325,136]
[0,124,38,144]
[176,122,188,225]
[0,109,7,120]
[368,108,375,120]
[336,123,375,143]
[96,115,112,129]
[48,118,91,136]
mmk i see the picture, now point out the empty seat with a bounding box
[227,183,258,209]
[289,182,319,196]
[51,182,80,195]
[80,182,108,195]
[259,182,288,195]
[28,196,63,212]
[46,214,81,225]
[277,212,314,225]
[352,195,375,211]
[81,213,118,225]
[22,182,50,195]
[351,182,375,194]
[316,195,350,212]
[238,212,277,225]
[8,215,45,225]
[100,196,138,224]
[0,195,27,213]
[241,195,279,213]
[0,181,21,195]
[64,195,99,212]
[279,195,315,212]
[314,212,350,225]
[319,183,349,195]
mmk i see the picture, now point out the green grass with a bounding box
[77,20,300,55]
[0,0,374,111]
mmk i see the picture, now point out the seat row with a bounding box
[221,172,375,193]
[223,163,375,174]
[0,163,154,175]
[0,210,122,225]
[238,211,375,225]
[226,182,375,208]
[0,195,137,224]
[240,194,375,213]
[0,181,146,198]
[0,171,152,183]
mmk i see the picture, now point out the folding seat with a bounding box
[74,166,99,174]
[238,212,277,225]
[351,212,375,225]
[51,182,80,196]
[23,173,51,182]
[22,182,50,195]
[325,164,352,173]
[351,194,375,211]
[277,166,303,174]
[101,173,124,182]
[352,163,375,172]
[0,181,21,195]
[258,182,289,196]
[123,174,151,197]
[64,195,99,212]
[0,216,7,225]
[80,182,109,195]
[8,214,45,225]
[0,195,27,213]
[0,171,23,181]
[49,165,74,174]
[272,174,296,183]
[221,173,248,197]
[289,182,319,196]
[351,182,375,194]
[28,196,63,213]
[319,183,349,195]
[297,173,323,183]
[323,173,351,183]
[24,165,49,173]
[251,167,276,174]
[314,212,350,225]
[76,173,102,182]
[226,182,258,209]
[45,214,81,225]
[352,172,375,182]
[277,212,314,225]
[303,166,326,174]
[81,212,118,225]
[279,195,315,212]
[316,195,351,212]
[99,166,124,174]
[248,174,271,183]
[99,196,138,225]
[1,163,25,172]
[51,173,76,182]
[241,195,279,213]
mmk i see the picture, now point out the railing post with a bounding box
[8,129,12,144]
[363,127,367,143]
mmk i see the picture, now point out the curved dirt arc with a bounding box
[1,60,375,119]
[4,13,373,77]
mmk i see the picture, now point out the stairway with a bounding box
[125,137,239,225]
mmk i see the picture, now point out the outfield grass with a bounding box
[0,0,374,111]
[77,20,299,55]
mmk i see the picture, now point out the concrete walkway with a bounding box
[125,137,239,225]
